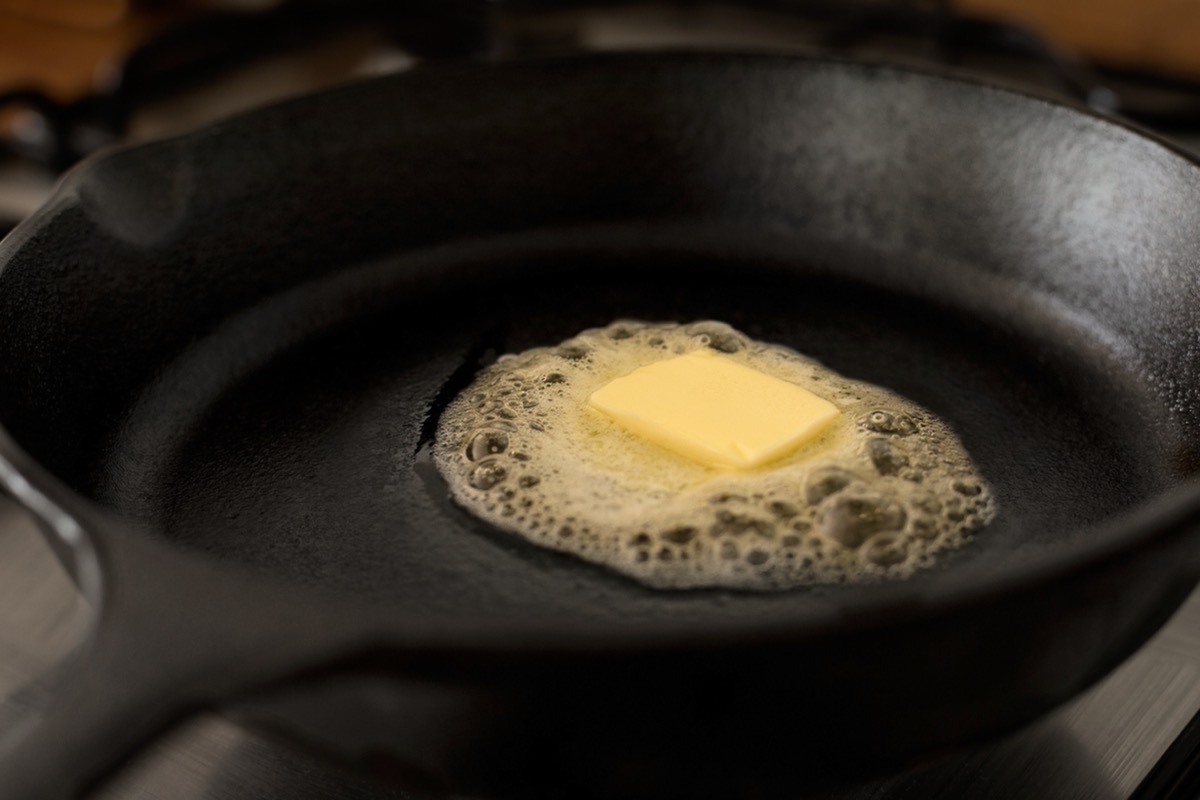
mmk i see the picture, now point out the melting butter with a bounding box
[432,320,995,590]
[588,349,841,470]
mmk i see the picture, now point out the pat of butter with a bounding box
[587,349,840,469]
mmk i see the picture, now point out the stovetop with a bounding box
[1,4,1199,798]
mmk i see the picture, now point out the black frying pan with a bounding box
[1,52,1200,800]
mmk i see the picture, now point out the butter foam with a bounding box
[432,320,995,590]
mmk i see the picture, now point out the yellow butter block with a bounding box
[587,349,840,469]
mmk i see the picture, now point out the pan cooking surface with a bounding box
[97,239,1176,624]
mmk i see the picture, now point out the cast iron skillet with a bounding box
[1,52,1200,800]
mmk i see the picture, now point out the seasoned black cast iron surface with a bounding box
[97,254,1180,618]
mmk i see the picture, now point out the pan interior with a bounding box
[96,234,1180,625]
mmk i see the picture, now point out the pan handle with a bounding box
[0,446,395,800]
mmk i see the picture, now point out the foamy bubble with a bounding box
[432,320,995,590]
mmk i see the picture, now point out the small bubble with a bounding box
[635,551,649,563]
[746,550,769,566]
[911,517,939,540]
[466,430,508,461]
[858,410,918,436]
[864,535,908,567]
[953,480,982,496]
[544,373,567,384]
[609,324,635,340]
[915,496,942,515]
[820,493,907,549]
[657,548,674,562]
[529,421,545,432]
[710,512,774,538]
[557,342,589,360]
[661,527,698,544]
[805,467,857,505]
[685,321,744,353]
[558,526,574,538]
[781,535,801,547]
[867,438,910,476]
[468,461,507,490]
[719,542,739,560]
[768,501,799,519]
[511,452,531,462]
[630,533,652,547]
[518,475,541,488]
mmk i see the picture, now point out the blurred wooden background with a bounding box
[0,0,274,101]
[2,0,1200,104]
[956,0,1200,79]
